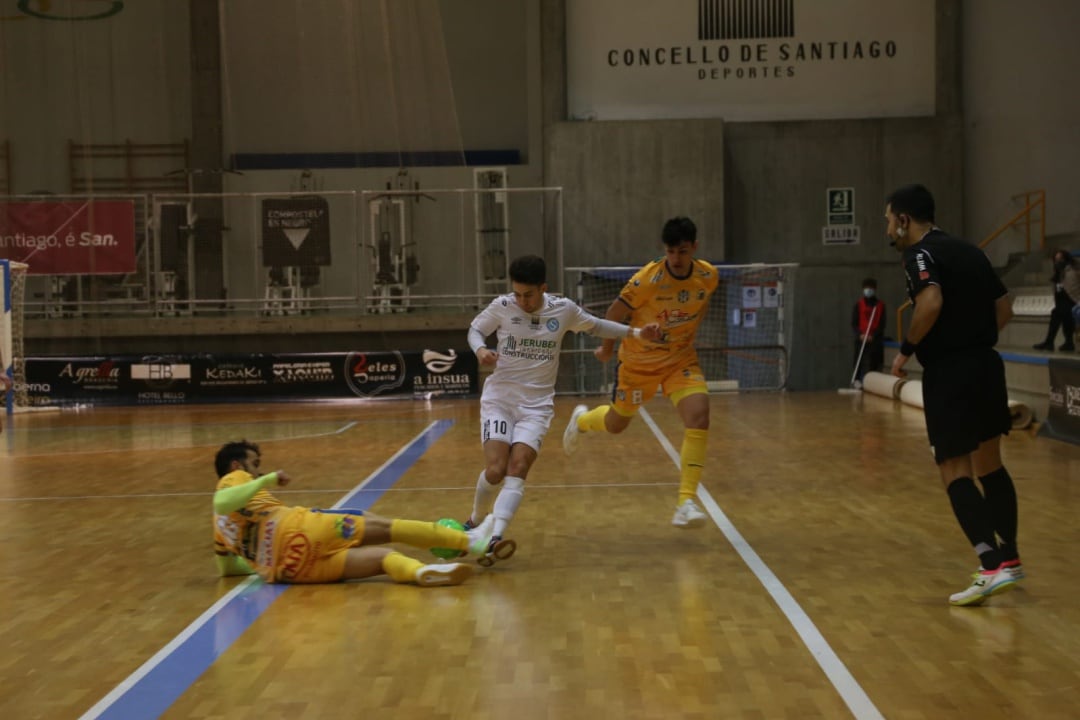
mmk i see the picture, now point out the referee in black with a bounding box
[886,184,1023,607]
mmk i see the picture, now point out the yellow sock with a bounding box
[390,519,468,552]
[578,405,611,433]
[382,551,424,583]
[678,428,708,504]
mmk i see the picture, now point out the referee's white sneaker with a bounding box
[948,565,1017,607]
[562,404,588,456]
[671,498,707,528]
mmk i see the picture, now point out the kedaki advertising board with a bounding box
[0,200,137,274]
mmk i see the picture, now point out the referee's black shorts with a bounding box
[921,347,1011,464]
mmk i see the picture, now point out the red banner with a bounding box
[0,200,137,275]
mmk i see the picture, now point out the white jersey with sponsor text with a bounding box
[472,293,599,409]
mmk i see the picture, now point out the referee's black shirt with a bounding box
[902,229,1008,367]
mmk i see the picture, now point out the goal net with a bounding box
[559,263,797,395]
[2,259,29,413]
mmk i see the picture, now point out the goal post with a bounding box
[1,258,29,413]
[559,263,797,395]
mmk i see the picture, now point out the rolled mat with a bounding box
[862,371,905,400]
[1008,400,1033,429]
[898,379,925,409]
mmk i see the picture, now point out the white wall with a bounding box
[963,0,1080,263]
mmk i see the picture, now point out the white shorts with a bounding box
[479,398,552,453]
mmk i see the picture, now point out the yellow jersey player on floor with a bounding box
[562,216,719,528]
[212,440,495,586]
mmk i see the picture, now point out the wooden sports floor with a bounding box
[2,392,1079,720]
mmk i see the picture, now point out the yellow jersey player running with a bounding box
[212,440,495,586]
[562,216,719,528]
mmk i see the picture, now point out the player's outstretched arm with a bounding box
[213,471,289,514]
[588,297,635,362]
[637,322,662,341]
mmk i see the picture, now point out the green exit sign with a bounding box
[827,187,855,225]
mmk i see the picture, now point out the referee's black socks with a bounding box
[979,466,1019,561]
[947,477,1006,570]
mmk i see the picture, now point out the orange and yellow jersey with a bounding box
[212,470,307,582]
[617,258,720,372]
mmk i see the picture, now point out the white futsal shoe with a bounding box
[464,513,496,556]
[477,535,518,568]
[415,562,474,586]
[948,565,1017,607]
[671,498,707,529]
[562,404,588,456]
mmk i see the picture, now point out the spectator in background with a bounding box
[1033,248,1080,352]
[851,277,886,387]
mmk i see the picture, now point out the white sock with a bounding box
[492,476,525,538]
[471,470,500,524]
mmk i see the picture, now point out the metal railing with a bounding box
[5,186,563,320]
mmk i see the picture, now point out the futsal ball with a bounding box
[430,517,466,559]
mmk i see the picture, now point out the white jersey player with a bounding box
[462,255,661,565]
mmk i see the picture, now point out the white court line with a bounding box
[638,407,885,720]
[6,420,360,459]
[3,480,677,503]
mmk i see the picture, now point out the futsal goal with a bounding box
[558,263,797,395]
[1,258,29,413]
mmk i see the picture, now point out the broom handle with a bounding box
[849,303,878,387]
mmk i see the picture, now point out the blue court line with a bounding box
[79,418,453,720]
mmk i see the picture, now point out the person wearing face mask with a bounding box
[850,277,886,387]
[886,184,1022,607]
[1032,248,1080,352]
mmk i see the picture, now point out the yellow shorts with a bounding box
[272,510,367,583]
[610,360,708,416]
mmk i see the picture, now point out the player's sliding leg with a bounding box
[342,547,473,587]
[356,512,495,557]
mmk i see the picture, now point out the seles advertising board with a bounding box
[22,350,477,407]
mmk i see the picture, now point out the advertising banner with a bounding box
[0,200,137,274]
[567,0,935,122]
[1038,358,1080,446]
[23,349,478,407]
